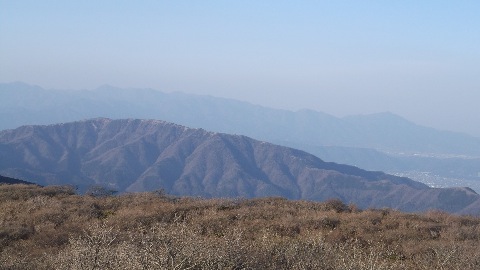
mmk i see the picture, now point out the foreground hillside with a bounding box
[1,118,480,214]
[1,184,480,269]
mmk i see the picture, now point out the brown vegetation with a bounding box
[1,184,480,269]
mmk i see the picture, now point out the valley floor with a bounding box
[391,170,480,193]
[1,184,480,269]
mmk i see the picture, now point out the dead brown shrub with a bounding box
[1,184,480,269]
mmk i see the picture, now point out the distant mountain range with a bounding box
[1,118,479,214]
[1,82,480,191]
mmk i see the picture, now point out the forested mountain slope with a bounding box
[1,118,479,214]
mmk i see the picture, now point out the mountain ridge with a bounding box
[1,118,479,214]
[2,82,480,192]
[2,82,480,155]
[0,174,36,185]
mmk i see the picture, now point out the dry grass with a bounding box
[1,184,480,269]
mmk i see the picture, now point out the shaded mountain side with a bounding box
[1,118,479,214]
[0,174,36,185]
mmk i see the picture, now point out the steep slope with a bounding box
[1,118,479,214]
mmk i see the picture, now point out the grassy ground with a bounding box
[1,184,480,269]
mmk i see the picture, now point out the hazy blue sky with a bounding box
[1,1,480,136]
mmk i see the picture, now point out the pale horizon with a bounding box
[1,1,479,136]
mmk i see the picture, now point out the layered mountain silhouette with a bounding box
[0,118,479,214]
[0,174,35,185]
[1,82,480,154]
[1,82,480,191]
